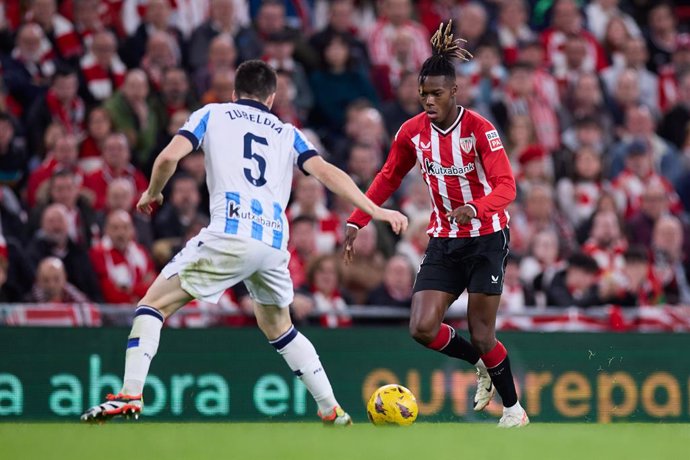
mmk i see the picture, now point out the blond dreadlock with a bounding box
[420,20,472,83]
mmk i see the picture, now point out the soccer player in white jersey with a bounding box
[81,60,408,425]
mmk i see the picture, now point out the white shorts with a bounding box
[162,228,294,307]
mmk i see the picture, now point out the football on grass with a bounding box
[366,384,418,426]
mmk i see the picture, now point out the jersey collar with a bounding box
[431,106,465,136]
[236,99,270,112]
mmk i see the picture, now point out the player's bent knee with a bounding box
[409,321,440,345]
[470,333,496,356]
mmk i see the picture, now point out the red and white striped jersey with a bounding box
[348,107,516,238]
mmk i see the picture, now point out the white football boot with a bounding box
[498,405,530,428]
[80,393,143,423]
[473,365,495,411]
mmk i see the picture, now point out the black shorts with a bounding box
[413,228,510,296]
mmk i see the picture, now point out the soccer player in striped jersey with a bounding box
[81,60,408,425]
[345,22,528,427]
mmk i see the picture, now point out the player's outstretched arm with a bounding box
[303,156,408,235]
[137,135,194,215]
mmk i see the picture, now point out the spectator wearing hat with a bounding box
[657,33,690,113]
[24,256,90,303]
[515,144,551,201]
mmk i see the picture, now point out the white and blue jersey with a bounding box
[177,99,318,253]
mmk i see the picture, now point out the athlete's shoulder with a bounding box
[397,112,428,138]
[462,107,494,128]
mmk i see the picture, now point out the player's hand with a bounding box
[447,205,476,225]
[343,225,359,265]
[373,208,408,235]
[136,190,164,215]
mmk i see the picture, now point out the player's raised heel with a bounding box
[497,408,529,428]
[80,393,143,424]
[473,367,495,411]
[318,406,353,426]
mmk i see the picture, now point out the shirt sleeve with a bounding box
[347,125,417,228]
[178,106,211,151]
[468,120,516,220]
[291,127,320,175]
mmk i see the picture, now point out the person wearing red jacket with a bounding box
[345,22,527,427]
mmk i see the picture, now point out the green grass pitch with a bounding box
[1,422,687,460]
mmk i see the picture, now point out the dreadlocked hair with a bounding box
[419,20,473,83]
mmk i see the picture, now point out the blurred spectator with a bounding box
[28,169,99,248]
[104,69,160,167]
[187,0,261,71]
[287,174,341,253]
[304,254,351,328]
[545,252,602,307]
[0,234,35,301]
[89,210,156,304]
[463,42,506,112]
[26,134,83,207]
[381,71,420,138]
[348,143,381,190]
[608,68,644,130]
[151,108,191,172]
[340,223,385,304]
[500,254,536,312]
[309,33,379,136]
[601,246,663,307]
[178,147,210,214]
[541,0,607,74]
[24,257,89,303]
[310,0,369,71]
[585,0,641,43]
[658,34,690,113]
[26,203,102,301]
[519,229,563,292]
[121,0,210,40]
[287,215,318,289]
[153,173,203,240]
[399,175,432,224]
[26,0,83,62]
[491,61,560,152]
[120,0,183,68]
[153,67,197,129]
[626,179,678,248]
[600,15,632,68]
[140,31,181,92]
[601,37,658,113]
[192,33,237,96]
[609,105,681,184]
[611,140,683,218]
[79,30,125,105]
[582,210,627,275]
[78,106,112,169]
[366,254,414,308]
[645,2,678,73]
[559,73,613,146]
[0,112,27,194]
[99,177,153,249]
[71,0,106,47]
[26,65,85,156]
[556,146,608,228]
[329,103,387,168]
[201,69,235,105]
[262,30,313,117]
[504,114,536,166]
[515,145,551,199]
[453,2,496,56]
[651,215,690,304]
[560,116,608,161]
[1,23,55,110]
[396,216,428,267]
[83,133,148,211]
[271,70,301,126]
[496,0,536,66]
[510,184,576,256]
[659,71,690,150]
[367,0,430,71]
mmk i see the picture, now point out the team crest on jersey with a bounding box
[424,158,475,176]
[460,137,473,153]
[485,130,503,152]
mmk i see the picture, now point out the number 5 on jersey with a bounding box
[244,133,267,187]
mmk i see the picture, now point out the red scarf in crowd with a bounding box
[45,89,85,135]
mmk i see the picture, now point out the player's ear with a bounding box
[231,90,238,102]
[265,92,276,110]
[450,83,457,97]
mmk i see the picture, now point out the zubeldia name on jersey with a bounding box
[226,109,283,133]
[423,157,476,176]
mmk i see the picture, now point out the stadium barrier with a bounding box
[1,327,688,423]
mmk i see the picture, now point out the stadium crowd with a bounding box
[0,0,689,327]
